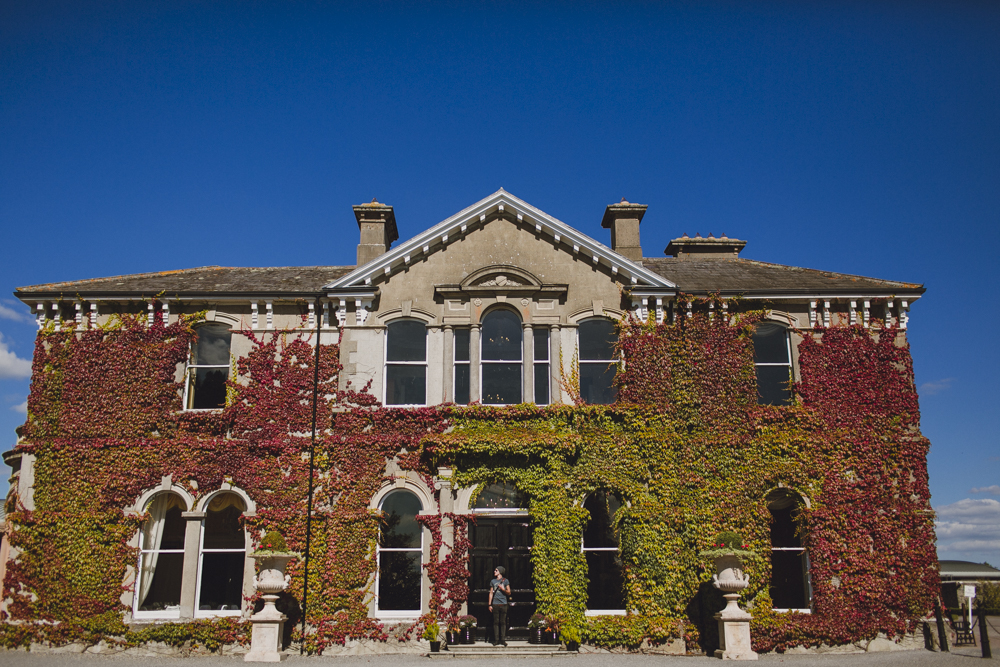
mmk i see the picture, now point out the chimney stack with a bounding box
[601,199,647,262]
[664,233,746,260]
[353,199,399,266]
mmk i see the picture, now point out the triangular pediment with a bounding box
[324,190,676,294]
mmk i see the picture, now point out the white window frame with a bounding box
[533,327,550,406]
[577,318,619,405]
[453,327,470,405]
[193,496,246,619]
[182,324,232,412]
[375,491,423,619]
[132,493,184,620]
[383,319,428,407]
[753,323,793,405]
[480,310,523,406]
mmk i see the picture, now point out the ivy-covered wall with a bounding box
[0,302,938,654]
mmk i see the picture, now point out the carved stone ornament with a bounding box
[473,298,483,307]
[246,553,297,662]
[479,274,522,287]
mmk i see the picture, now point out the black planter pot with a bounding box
[529,628,544,644]
[546,631,557,645]
[445,631,460,645]
[460,628,475,644]
[566,640,580,652]
[429,641,441,653]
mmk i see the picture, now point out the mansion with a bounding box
[2,190,934,653]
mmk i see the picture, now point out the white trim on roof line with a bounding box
[323,189,677,292]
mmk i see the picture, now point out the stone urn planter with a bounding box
[245,542,300,663]
[701,532,758,661]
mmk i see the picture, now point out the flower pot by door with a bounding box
[460,628,475,644]
[529,628,544,644]
[446,631,460,645]
[566,640,580,652]
[429,641,441,653]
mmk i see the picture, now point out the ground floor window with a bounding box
[583,491,625,613]
[377,490,423,614]
[136,492,186,616]
[196,492,247,615]
[767,489,811,610]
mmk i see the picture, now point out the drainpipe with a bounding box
[301,295,322,653]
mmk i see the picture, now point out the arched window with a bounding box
[196,492,246,616]
[473,482,530,512]
[767,489,811,610]
[135,493,186,617]
[385,320,427,406]
[185,323,232,410]
[753,323,792,406]
[481,310,522,405]
[578,319,618,405]
[582,491,625,613]
[377,490,423,614]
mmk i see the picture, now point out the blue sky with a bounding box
[2,1,998,564]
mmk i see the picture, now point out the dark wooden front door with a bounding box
[467,516,534,640]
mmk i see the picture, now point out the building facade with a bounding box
[3,190,936,653]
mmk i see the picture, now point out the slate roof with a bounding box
[939,560,1000,580]
[15,266,355,299]
[641,257,924,296]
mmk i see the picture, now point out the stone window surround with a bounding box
[125,479,256,622]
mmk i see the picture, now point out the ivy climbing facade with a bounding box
[3,190,936,654]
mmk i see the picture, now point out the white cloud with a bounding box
[0,333,32,379]
[935,498,1000,565]
[972,485,1000,496]
[919,378,954,396]
[0,300,32,324]
[11,400,26,414]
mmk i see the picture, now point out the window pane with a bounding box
[474,483,529,510]
[378,551,421,611]
[580,362,617,405]
[204,494,245,550]
[191,367,229,409]
[583,492,621,548]
[387,321,427,362]
[193,324,232,366]
[770,551,808,609]
[533,329,549,361]
[482,363,521,404]
[482,311,522,361]
[455,328,470,362]
[386,365,426,405]
[381,491,422,549]
[534,363,549,405]
[586,551,625,610]
[756,365,791,406]
[455,365,470,405]
[143,493,186,551]
[138,552,184,611]
[753,323,789,364]
[579,319,617,361]
[198,552,245,611]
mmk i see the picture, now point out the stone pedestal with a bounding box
[714,593,758,661]
[245,554,295,663]
[711,554,758,661]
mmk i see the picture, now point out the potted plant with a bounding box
[445,617,461,646]
[459,614,478,644]
[422,618,441,653]
[250,531,301,605]
[545,616,561,645]
[527,613,547,644]
[560,623,582,652]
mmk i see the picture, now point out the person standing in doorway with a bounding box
[488,565,511,646]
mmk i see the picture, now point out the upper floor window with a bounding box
[385,320,427,406]
[582,491,625,613]
[196,493,246,616]
[481,310,522,405]
[534,328,550,405]
[454,328,471,405]
[753,323,792,406]
[136,492,186,617]
[377,490,423,614]
[578,319,618,405]
[186,323,231,410]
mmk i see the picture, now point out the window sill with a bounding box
[585,609,626,616]
[772,608,811,614]
[194,609,242,618]
[376,612,422,621]
[133,609,182,620]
